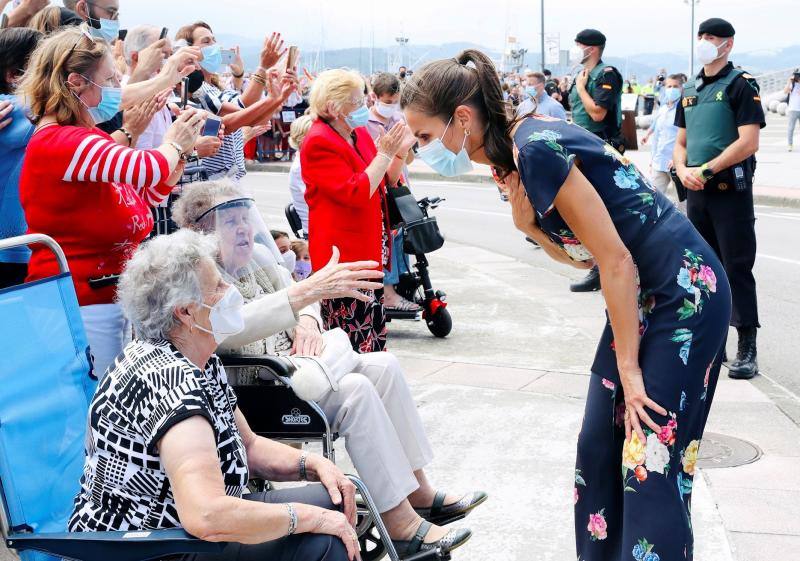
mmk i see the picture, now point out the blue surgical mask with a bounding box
[525,86,538,99]
[345,105,370,128]
[200,44,222,74]
[416,117,473,178]
[88,17,120,43]
[75,76,122,124]
[664,87,681,103]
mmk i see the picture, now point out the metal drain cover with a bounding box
[697,432,762,469]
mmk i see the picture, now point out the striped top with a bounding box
[196,82,246,181]
[19,124,171,305]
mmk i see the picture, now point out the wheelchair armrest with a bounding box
[6,528,227,561]
[219,354,296,379]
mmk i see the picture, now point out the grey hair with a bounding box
[171,178,245,230]
[117,229,218,341]
[123,25,160,64]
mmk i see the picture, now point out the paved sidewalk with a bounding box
[372,242,800,561]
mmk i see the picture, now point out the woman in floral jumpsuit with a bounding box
[400,49,732,561]
[512,116,731,561]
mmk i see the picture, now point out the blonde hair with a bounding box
[28,6,62,34]
[19,26,109,126]
[308,68,364,120]
[288,114,313,150]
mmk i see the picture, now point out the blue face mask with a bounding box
[200,44,222,74]
[416,116,473,178]
[664,87,681,103]
[294,260,312,280]
[345,105,370,128]
[525,86,538,99]
[76,76,122,124]
[88,17,120,43]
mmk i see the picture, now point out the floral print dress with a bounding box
[514,116,732,561]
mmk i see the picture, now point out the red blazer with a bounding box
[301,120,390,270]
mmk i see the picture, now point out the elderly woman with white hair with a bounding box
[172,179,484,557]
[69,229,360,561]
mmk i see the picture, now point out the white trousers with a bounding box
[80,303,131,379]
[317,352,434,512]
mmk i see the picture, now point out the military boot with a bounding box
[727,327,759,380]
[570,265,601,293]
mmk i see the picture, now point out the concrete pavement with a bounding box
[380,241,800,561]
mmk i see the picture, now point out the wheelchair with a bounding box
[0,235,447,561]
[284,187,452,339]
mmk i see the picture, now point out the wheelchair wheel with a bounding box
[426,307,452,338]
[356,497,388,561]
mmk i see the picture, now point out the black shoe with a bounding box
[728,327,758,379]
[392,520,472,557]
[525,236,540,247]
[413,490,488,526]
[570,266,601,293]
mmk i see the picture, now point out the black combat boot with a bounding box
[570,265,601,293]
[727,327,758,380]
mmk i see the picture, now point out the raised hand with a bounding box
[260,32,286,70]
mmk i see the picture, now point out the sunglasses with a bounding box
[66,25,97,60]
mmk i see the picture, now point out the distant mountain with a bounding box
[213,33,798,78]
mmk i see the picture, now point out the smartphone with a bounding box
[118,29,128,41]
[286,46,299,70]
[159,27,169,40]
[203,115,222,138]
[181,77,189,110]
[221,48,237,66]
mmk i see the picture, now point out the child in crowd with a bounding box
[291,240,312,280]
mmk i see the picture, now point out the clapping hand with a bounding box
[0,100,13,132]
[376,122,408,158]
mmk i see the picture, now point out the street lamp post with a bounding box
[540,0,545,72]
[685,0,700,77]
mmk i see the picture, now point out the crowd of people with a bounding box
[0,1,770,560]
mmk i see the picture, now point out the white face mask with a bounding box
[281,250,297,273]
[375,101,400,119]
[194,285,245,345]
[569,45,590,65]
[695,38,729,65]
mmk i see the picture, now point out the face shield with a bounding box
[195,197,294,288]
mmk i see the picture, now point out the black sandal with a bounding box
[392,520,472,558]
[414,490,488,525]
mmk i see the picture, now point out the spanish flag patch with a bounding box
[601,84,612,90]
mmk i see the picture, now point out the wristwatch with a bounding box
[699,163,714,181]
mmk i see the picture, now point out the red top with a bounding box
[300,120,390,270]
[20,124,171,306]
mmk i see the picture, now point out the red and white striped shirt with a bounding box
[20,125,171,306]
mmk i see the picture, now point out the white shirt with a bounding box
[649,103,678,173]
[135,106,172,151]
[289,154,309,232]
[788,82,800,112]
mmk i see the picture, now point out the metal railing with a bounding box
[754,67,796,95]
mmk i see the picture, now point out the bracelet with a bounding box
[232,70,244,79]
[166,141,184,157]
[299,452,308,481]
[116,127,133,146]
[251,74,267,86]
[284,503,298,535]
[376,152,393,164]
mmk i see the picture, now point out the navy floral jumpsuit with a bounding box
[514,115,732,561]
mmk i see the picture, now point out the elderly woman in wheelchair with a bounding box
[171,180,485,556]
[68,230,359,561]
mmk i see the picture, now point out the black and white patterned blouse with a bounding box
[68,339,249,532]
[195,82,246,181]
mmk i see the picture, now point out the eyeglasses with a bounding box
[66,25,97,60]
[86,1,120,21]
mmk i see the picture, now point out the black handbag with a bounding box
[403,216,445,255]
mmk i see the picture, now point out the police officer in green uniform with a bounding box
[568,28,624,292]
[674,18,765,379]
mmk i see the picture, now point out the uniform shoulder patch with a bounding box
[601,84,612,89]
[603,67,615,72]
[742,73,753,79]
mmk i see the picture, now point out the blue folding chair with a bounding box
[0,234,226,561]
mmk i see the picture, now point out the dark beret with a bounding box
[698,18,735,38]
[575,29,606,46]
